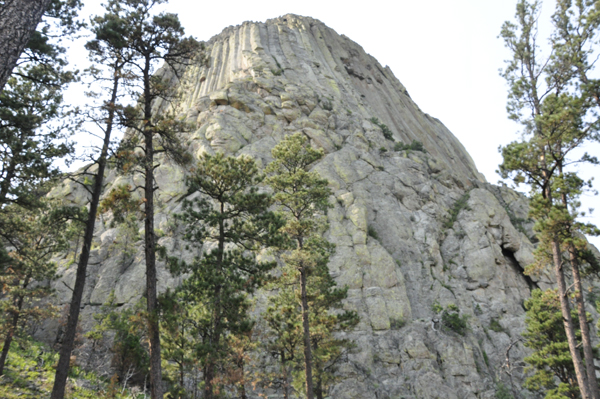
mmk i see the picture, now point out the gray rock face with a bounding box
[46,14,558,398]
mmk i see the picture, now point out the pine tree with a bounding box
[86,292,150,390]
[0,0,53,93]
[164,152,283,398]
[0,200,79,375]
[0,64,75,209]
[92,2,199,397]
[50,6,136,396]
[499,2,600,397]
[265,133,357,399]
[523,289,582,399]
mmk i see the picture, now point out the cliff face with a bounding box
[48,14,556,398]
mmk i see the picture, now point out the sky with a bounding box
[65,0,600,246]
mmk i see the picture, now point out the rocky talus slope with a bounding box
[46,14,567,398]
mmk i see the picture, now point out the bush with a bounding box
[442,306,469,336]
[369,117,394,141]
[489,318,505,333]
[394,140,426,152]
[433,303,469,336]
[443,191,471,230]
[367,225,379,240]
[390,317,406,330]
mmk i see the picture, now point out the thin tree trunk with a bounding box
[0,0,51,93]
[559,167,599,399]
[300,265,315,399]
[0,294,24,375]
[569,246,599,399]
[282,351,289,399]
[143,54,163,399]
[203,360,215,399]
[552,237,591,399]
[51,69,121,399]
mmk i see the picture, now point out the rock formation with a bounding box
[46,14,567,398]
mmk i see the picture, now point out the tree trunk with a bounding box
[300,266,315,399]
[559,169,599,399]
[50,69,120,399]
[569,246,599,399]
[143,55,163,399]
[0,293,24,375]
[281,351,289,399]
[552,237,591,399]
[0,0,51,93]
[314,340,323,399]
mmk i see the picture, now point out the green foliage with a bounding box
[522,289,580,398]
[264,133,357,399]
[369,117,394,141]
[86,293,149,388]
[389,317,406,330]
[482,350,490,367]
[367,225,379,240]
[0,66,75,208]
[0,199,82,374]
[489,318,506,334]
[433,302,468,336]
[499,3,600,395]
[0,336,137,398]
[163,152,283,397]
[321,98,333,111]
[443,191,471,230]
[394,140,426,153]
[495,382,513,399]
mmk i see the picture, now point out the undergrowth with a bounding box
[0,337,135,398]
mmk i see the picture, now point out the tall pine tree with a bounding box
[164,152,283,398]
[499,2,600,398]
[91,2,199,397]
[265,133,356,399]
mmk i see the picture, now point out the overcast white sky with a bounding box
[67,0,600,246]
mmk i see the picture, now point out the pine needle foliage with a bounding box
[163,152,284,399]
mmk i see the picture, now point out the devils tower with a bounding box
[47,14,554,398]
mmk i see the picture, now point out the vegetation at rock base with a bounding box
[75,1,201,397]
[3,0,600,398]
[0,200,83,376]
[0,335,143,398]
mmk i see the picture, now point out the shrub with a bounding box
[369,117,394,141]
[367,225,379,240]
[390,317,406,330]
[394,140,426,152]
[443,191,471,230]
[441,306,469,336]
[489,318,505,333]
